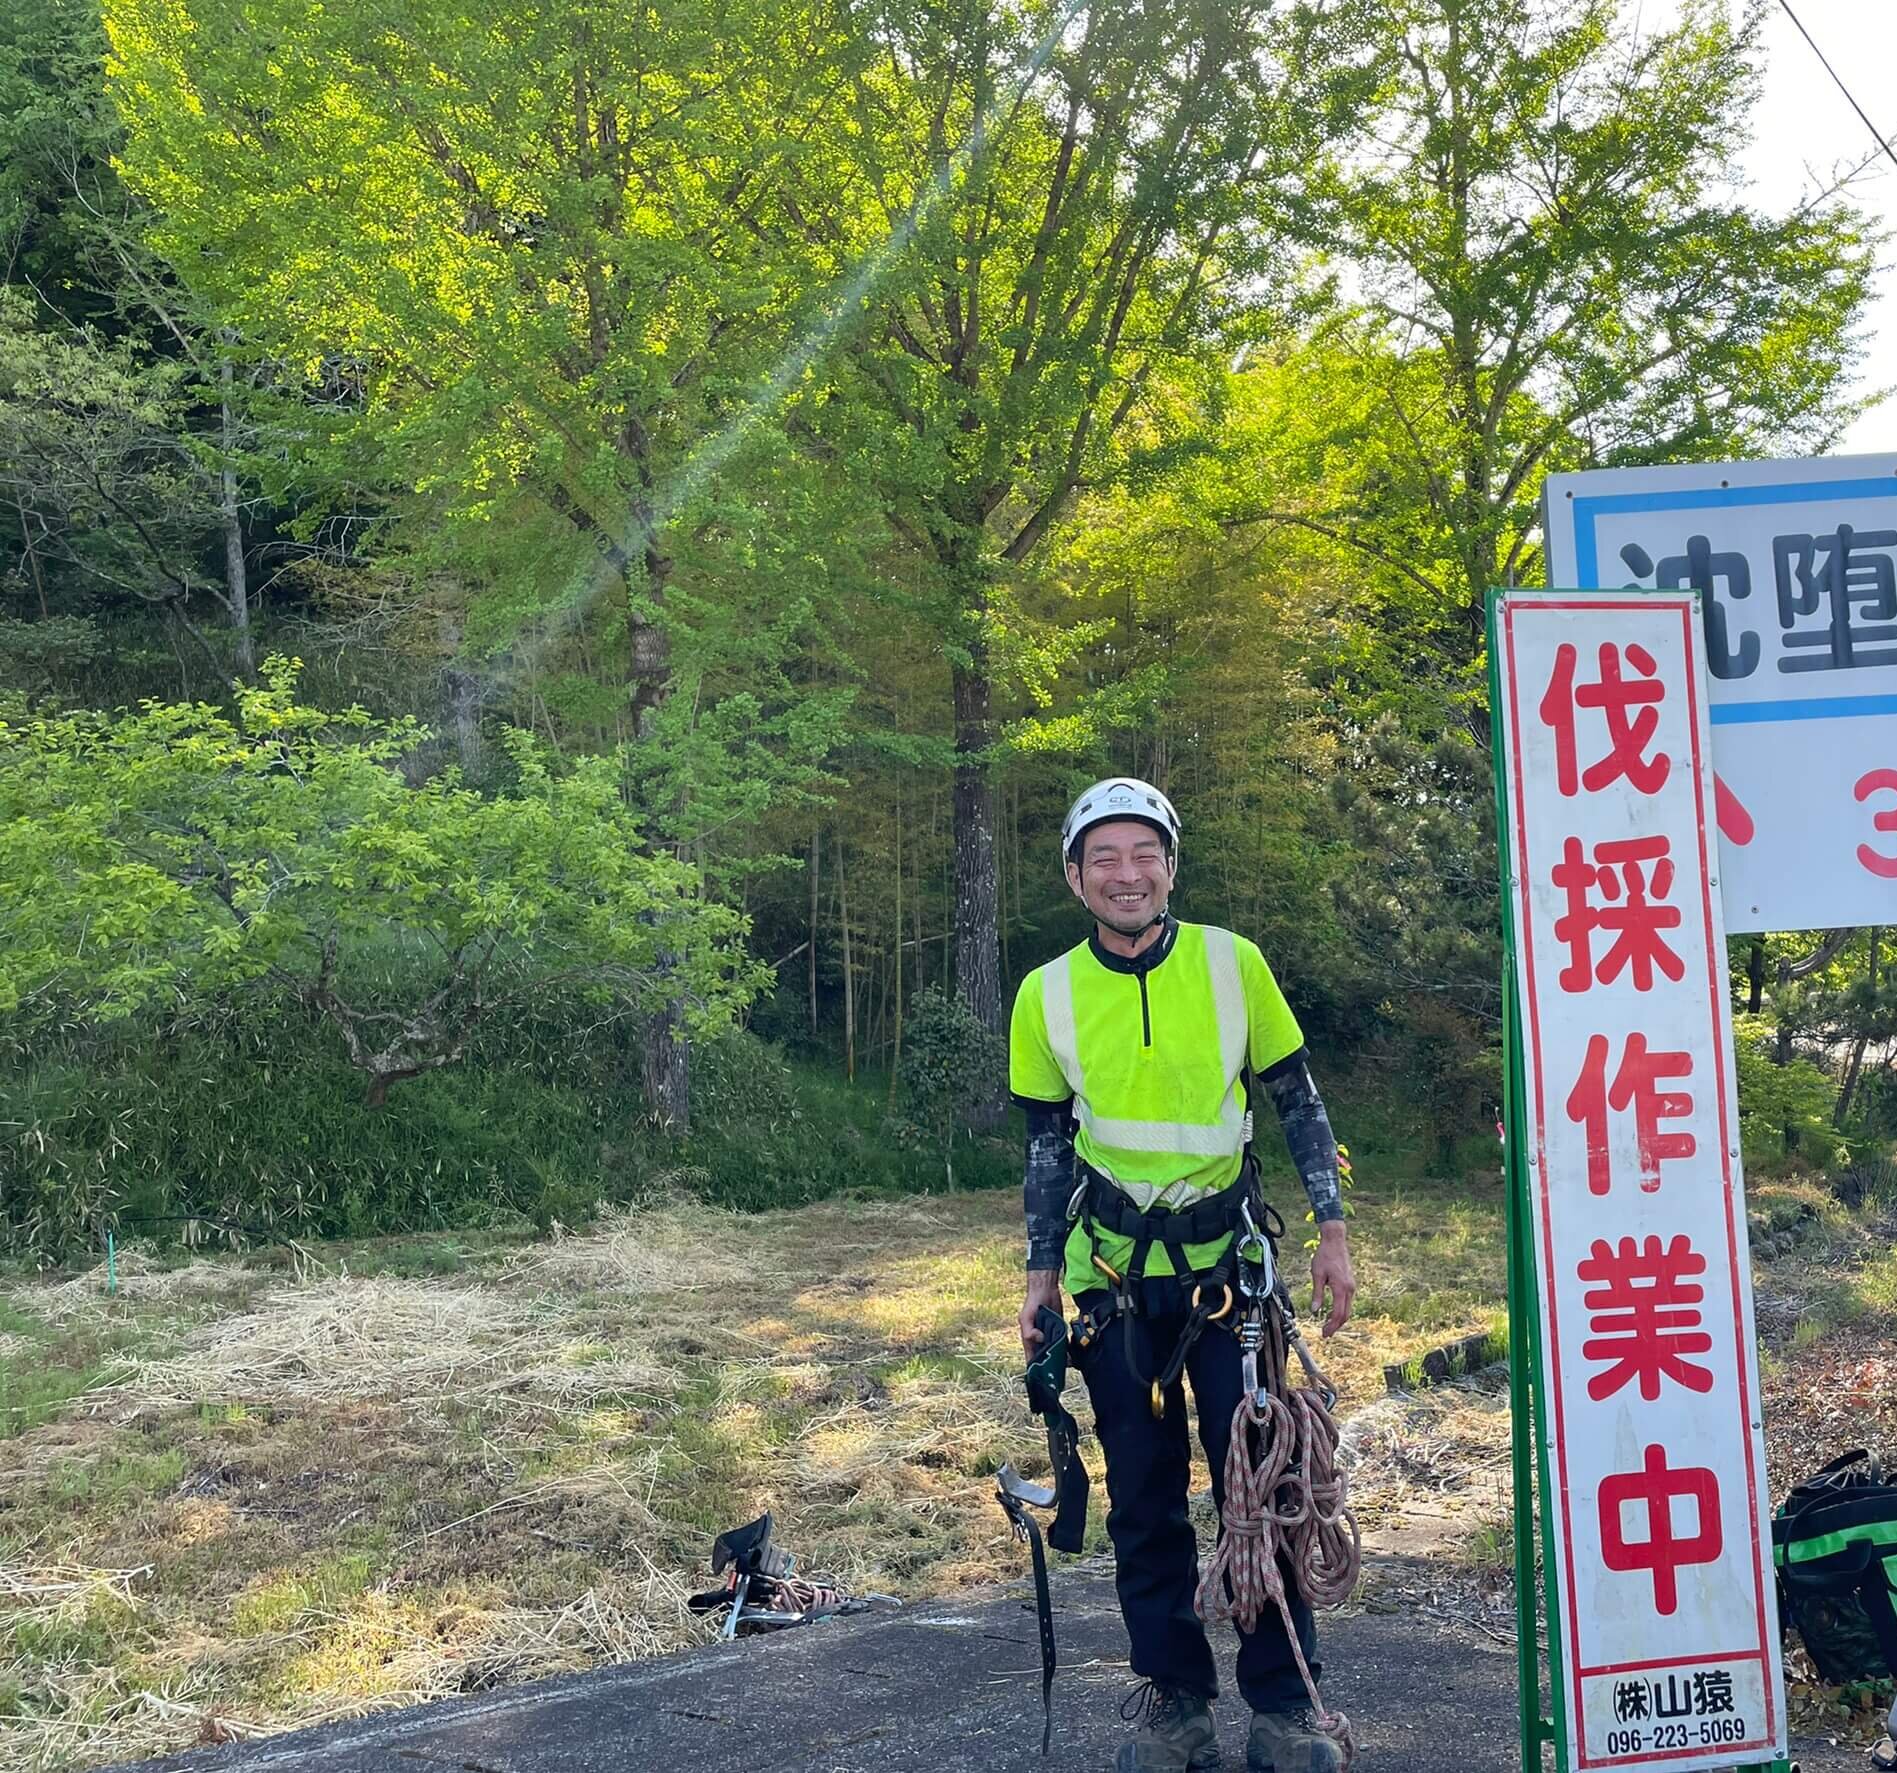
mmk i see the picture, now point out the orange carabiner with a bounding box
[1092,1252,1124,1285]
[1191,1282,1234,1324]
[1150,1379,1165,1419]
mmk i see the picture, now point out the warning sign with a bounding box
[1494,591,1785,1772]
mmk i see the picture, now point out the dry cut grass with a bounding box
[0,1179,1507,1770]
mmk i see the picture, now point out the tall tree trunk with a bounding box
[219,355,254,678]
[439,614,482,776]
[914,806,926,996]
[889,792,904,1105]
[808,826,821,1039]
[624,512,688,1130]
[448,668,482,774]
[1837,1035,1870,1129]
[641,995,688,1130]
[1836,927,1881,1128]
[998,774,1009,988]
[1775,952,1796,1070]
[1747,938,1765,1015]
[839,837,855,1083]
[15,493,48,618]
[952,653,1004,1129]
[951,646,1000,1004]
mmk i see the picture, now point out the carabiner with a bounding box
[1235,1199,1276,1300]
[1190,1282,1233,1324]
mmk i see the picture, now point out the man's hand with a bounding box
[1020,1269,1064,1358]
[1310,1222,1355,1338]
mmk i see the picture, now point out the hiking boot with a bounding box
[1114,1680,1220,1771]
[1247,1708,1344,1773]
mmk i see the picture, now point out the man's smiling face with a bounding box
[1066,818,1175,935]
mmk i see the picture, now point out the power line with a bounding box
[1777,0,1897,176]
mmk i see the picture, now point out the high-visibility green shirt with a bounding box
[1008,920,1303,1297]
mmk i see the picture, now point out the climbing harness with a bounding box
[996,1304,1090,1755]
[1069,1154,1264,1420]
[685,1513,895,1638]
[1194,1219,1362,1766]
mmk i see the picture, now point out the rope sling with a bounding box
[1194,1235,1362,1766]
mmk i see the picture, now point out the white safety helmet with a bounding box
[1059,777,1181,872]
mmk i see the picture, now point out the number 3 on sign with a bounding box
[1855,770,1897,879]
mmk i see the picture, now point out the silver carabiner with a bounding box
[1235,1199,1275,1300]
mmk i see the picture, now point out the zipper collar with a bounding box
[1088,914,1179,977]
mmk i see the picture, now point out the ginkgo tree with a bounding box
[785,0,1382,1094]
[1309,0,1874,654]
[103,0,871,1120]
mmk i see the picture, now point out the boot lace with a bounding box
[1120,1680,1191,1729]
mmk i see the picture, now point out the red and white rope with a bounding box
[1195,1328,1361,1766]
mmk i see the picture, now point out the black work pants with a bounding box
[1075,1283,1319,1711]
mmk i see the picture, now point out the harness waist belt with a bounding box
[1080,1163,1251,1250]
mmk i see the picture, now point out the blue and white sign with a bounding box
[1545,455,1897,933]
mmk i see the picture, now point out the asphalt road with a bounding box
[102,1556,1865,1773]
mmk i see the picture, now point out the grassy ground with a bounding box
[0,1140,1508,1771]
[18,1100,1889,1773]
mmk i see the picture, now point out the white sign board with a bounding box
[1544,453,1897,932]
[1496,592,1784,1773]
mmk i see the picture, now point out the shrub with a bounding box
[886,987,1008,1185]
[0,660,761,1104]
[0,1014,1016,1261]
[1732,1013,1839,1170]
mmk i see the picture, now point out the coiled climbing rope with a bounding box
[1194,1308,1362,1765]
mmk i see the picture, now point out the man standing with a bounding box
[1009,778,1355,1773]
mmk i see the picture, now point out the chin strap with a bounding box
[1095,906,1173,943]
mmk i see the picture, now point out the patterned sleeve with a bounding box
[1023,1100,1075,1272]
[1259,1048,1344,1225]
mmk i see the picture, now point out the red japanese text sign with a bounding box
[1499,592,1784,1773]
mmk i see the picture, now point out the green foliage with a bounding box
[887,988,1010,1183]
[0,286,205,629]
[1732,1013,1840,1170]
[0,660,760,1099]
[1314,0,1877,643]
[105,0,874,731]
[0,1012,1012,1258]
[1329,721,1499,1024]
[0,0,125,323]
[0,0,1879,1228]
[0,1010,605,1254]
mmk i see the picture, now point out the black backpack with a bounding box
[1772,1449,1897,1686]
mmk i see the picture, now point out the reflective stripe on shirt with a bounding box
[1043,925,1250,1206]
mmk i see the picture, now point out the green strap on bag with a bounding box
[1773,1449,1897,1685]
